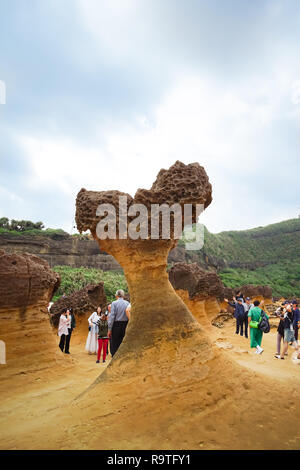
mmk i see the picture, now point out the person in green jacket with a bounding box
[248,300,268,354]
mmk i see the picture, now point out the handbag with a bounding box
[249,314,261,329]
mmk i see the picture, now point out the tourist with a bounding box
[280,304,300,360]
[105,303,111,318]
[105,303,111,355]
[96,313,109,363]
[292,301,300,344]
[108,289,129,357]
[126,303,131,320]
[274,305,285,359]
[58,308,70,353]
[235,290,245,302]
[242,297,253,339]
[248,300,268,354]
[64,308,76,354]
[85,306,101,354]
[224,296,246,336]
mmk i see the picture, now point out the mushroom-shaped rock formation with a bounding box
[50,283,107,345]
[168,262,224,327]
[76,161,213,386]
[0,251,61,379]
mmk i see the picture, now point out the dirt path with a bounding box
[0,340,110,449]
[213,319,300,384]
[0,321,300,450]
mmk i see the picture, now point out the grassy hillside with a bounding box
[198,218,300,297]
[1,217,299,299]
[203,218,300,265]
[52,266,128,303]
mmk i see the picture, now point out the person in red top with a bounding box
[96,313,109,364]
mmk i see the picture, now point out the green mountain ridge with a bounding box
[0,217,299,298]
[184,218,300,298]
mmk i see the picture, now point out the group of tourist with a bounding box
[57,289,130,363]
[224,293,300,361]
[57,288,300,365]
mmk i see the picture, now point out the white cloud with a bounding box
[0,185,23,203]
[18,70,299,232]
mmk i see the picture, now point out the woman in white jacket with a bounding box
[85,307,101,354]
[58,308,70,353]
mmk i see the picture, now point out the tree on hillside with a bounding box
[0,218,45,231]
[0,217,9,229]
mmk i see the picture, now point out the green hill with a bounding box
[181,218,300,298]
[0,216,299,298]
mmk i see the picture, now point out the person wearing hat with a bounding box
[224,296,246,336]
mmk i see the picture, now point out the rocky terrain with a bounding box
[168,262,224,328]
[0,251,62,381]
[0,161,299,450]
[1,217,299,298]
[0,231,121,270]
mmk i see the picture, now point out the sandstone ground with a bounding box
[0,319,299,450]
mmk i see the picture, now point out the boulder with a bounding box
[0,251,61,378]
[168,262,224,300]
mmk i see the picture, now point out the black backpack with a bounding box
[258,311,270,333]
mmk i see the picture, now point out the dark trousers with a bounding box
[111,321,128,357]
[236,316,248,337]
[59,329,72,353]
[65,328,73,353]
[59,334,67,352]
[295,325,298,341]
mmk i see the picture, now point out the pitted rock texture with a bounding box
[76,160,212,239]
[75,161,213,385]
[0,250,60,312]
[76,189,133,235]
[168,262,224,300]
[0,251,62,379]
[222,284,272,300]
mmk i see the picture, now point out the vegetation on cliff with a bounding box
[1,216,299,298]
[180,218,300,297]
[52,266,128,303]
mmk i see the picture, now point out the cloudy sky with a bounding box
[0,0,299,234]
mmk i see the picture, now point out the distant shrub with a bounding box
[52,266,128,303]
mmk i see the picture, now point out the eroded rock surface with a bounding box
[168,262,224,327]
[169,262,224,300]
[50,283,107,344]
[222,284,272,300]
[50,283,107,325]
[76,161,213,387]
[0,250,60,313]
[0,251,61,379]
